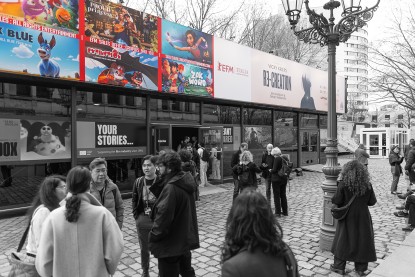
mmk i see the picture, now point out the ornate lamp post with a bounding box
[280,0,380,250]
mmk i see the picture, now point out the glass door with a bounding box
[300,130,319,165]
[151,125,171,154]
[199,126,223,184]
[368,133,381,157]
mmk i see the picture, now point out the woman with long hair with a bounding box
[330,160,377,276]
[36,166,124,277]
[221,189,299,277]
[25,175,67,263]
[232,150,262,193]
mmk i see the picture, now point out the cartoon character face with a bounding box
[41,125,52,136]
[37,33,56,60]
[110,64,125,81]
[186,33,194,47]
[22,0,48,17]
[171,64,177,74]
[132,72,143,86]
[56,7,71,24]
[20,125,28,139]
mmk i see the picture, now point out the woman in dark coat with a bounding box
[270,147,289,217]
[389,145,404,194]
[232,150,261,192]
[331,160,377,276]
[221,189,299,277]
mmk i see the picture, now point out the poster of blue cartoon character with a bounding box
[162,19,212,65]
[0,22,79,79]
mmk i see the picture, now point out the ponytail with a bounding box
[65,194,82,222]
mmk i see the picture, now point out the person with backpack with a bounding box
[221,189,299,277]
[260,144,274,206]
[270,147,291,217]
[232,151,262,193]
[197,142,210,187]
[179,149,200,201]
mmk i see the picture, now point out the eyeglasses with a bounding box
[93,168,107,173]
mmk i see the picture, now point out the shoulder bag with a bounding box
[331,194,357,221]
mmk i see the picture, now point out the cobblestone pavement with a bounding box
[0,158,412,277]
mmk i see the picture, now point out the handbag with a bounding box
[331,194,357,221]
[7,223,40,277]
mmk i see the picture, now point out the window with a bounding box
[16,84,31,97]
[150,98,200,122]
[204,104,240,124]
[243,108,272,125]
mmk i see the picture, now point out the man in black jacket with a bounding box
[231,142,248,201]
[405,140,415,193]
[260,144,274,205]
[149,152,200,277]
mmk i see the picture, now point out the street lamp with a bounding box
[280,0,380,250]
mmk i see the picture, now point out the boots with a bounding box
[141,252,150,277]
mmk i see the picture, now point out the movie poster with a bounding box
[0,22,80,79]
[0,0,79,33]
[243,126,272,149]
[77,121,146,158]
[20,119,71,160]
[161,19,212,65]
[161,57,213,97]
[85,0,158,52]
[0,119,20,162]
[85,41,158,90]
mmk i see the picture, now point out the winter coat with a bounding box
[405,149,415,182]
[149,171,200,258]
[35,193,124,277]
[232,162,262,189]
[231,150,242,178]
[260,152,274,179]
[389,147,404,176]
[222,245,299,277]
[331,181,377,262]
[132,175,161,220]
[404,144,411,162]
[90,179,124,229]
[355,148,369,165]
[270,155,288,183]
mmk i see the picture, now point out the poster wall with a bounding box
[85,0,158,52]
[0,0,79,33]
[85,41,158,89]
[77,121,146,158]
[161,57,213,97]
[243,126,272,149]
[161,19,212,65]
[0,22,80,79]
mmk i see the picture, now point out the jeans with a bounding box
[158,252,195,277]
[391,166,400,193]
[272,180,288,215]
[135,213,153,274]
[265,178,272,205]
[405,195,415,226]
[333,256,368,272]
[232,178,240,201]
[200,161,208,187]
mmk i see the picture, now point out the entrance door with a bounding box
[151,125,171,154]
[300,130,319,165]
[367,133,381,157]
[199,126,223,184]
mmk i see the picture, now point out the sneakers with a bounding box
[402,225,415,232]
[394,211,409,217]
[398,194,407,200]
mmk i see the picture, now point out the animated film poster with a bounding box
[85,0,158,52]
[85,41,158,90]
[243,126,272,149]
[0,0,79,33]
[77,121,146,158]
[161,57,213,97]
[0,22,80,79]
[0,119,20,162]
[161,19,212,65]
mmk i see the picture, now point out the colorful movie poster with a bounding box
[0,0,79,33]
[85,0,158,52]
[243,126,272,149]
[20,119,71,160]
[77,121,146,158]
[0,22,80,79]
[85,41,158,90]
[161,19,212,65]
[161,57,213,97]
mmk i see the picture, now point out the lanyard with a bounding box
[143,178,155,208]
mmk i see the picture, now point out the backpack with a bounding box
[238,164,251,186]
[278,157,292,178]
[201,148,210,162]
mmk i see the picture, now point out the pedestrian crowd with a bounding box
[9,138,415,277]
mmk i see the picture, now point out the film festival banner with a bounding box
[0,0,79,33]
[77,121,146,158]
[161,19,213,65]
[0,21,80,79]
[243,126,272,150]
[85,0,158,52]
[85,41,158,90]
[0,118,71,162]
[161,57,213,97]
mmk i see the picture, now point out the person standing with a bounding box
[270,147,289,217]
[132,155,161,277]
[89,158,124,229]
[355,144,369,168]
[389,146,404,194]
[197,142,210,187]
[330,160,377,276]
[404,140,415,191]
[231,142,248,201]
[210,143,221,180]
[404,139,414,162]
[36,166,124,277]
[221,189,299,277]
[260,144,274,205]
[149,152,199,277]
[232,151,262,193]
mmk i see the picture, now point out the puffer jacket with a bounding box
[149,171,200,258]
[90,179,124,229]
